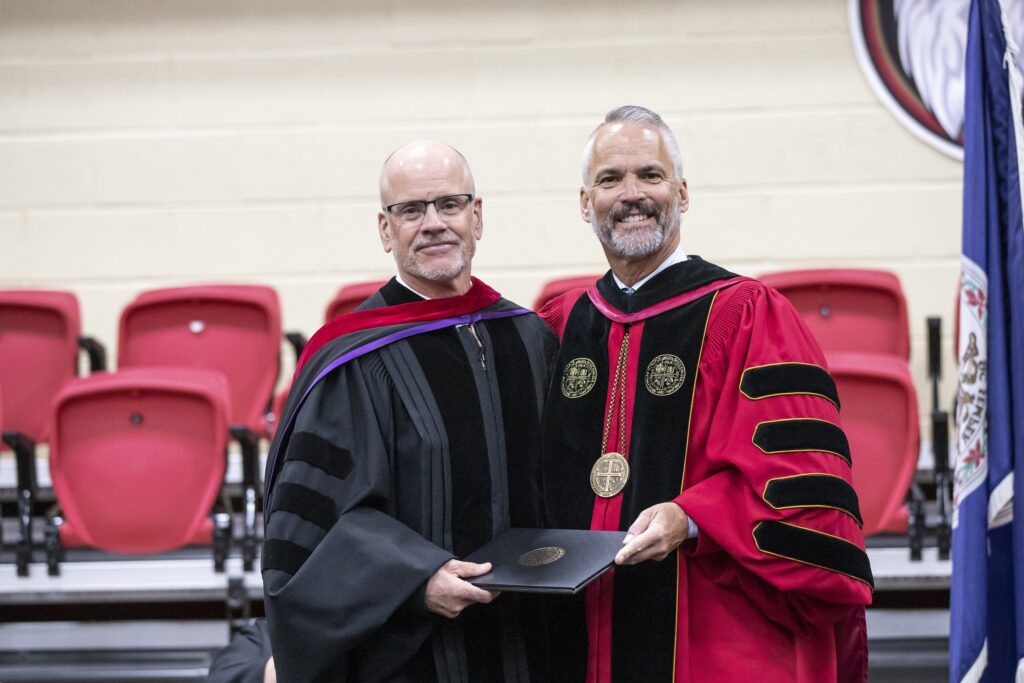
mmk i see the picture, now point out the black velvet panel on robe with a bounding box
[541,258,737,683]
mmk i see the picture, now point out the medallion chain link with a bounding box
[599,328,631,456]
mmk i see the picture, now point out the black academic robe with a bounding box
[263,278,557,683]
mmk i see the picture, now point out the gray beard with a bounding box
[591,205,679,259]
[400,241,474,283]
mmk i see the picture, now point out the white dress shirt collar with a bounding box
[394,274,432,300]
[611,243,688,294]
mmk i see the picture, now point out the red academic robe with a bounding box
[540,257,872,683]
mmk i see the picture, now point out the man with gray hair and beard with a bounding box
[261,141,556,682]
[539,106,874,682]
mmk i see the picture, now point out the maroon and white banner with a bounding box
[849,0,1024,160]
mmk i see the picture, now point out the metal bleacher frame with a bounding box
[0,449,266,681]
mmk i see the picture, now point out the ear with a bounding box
[471,197,483,241]
[378,212,393,253]
[579,186,591,223]
[678,178,689,214]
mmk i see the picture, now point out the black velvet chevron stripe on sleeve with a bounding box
[763,474,863,526]
[753,520,874,589]
[285,431,355,480]
[740,363,840,409]
[270,482,339,531]
[263,538,312,576]
[752,419,852,466]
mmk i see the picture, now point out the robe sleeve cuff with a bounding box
[407,581,432,617]
[673,494,721,557]
[402,560,453,619]
[671,499,699,539]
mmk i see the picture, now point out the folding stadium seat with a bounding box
[532,275,602,312]
[118,285,281,431]
[45,368,231,575]
[828,352,920,536]
[324,280,387,321]
[0,385,4,546]
[759,269,923,540]
[0,290,106,576]
[758,269,910,359]
[117,284,283,569]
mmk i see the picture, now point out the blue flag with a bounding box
[950,0,1024,681]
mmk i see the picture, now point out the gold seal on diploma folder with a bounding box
[466,528,626,594]
[590,452,629,497]
[517,546,566,567]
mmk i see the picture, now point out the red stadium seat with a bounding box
[759,269,910,359]
[118,284,283,569]
[828,352,919,536]
[0,290,83,442]
[0,290,106,575]
[46,368,231,573]
[324,281,386,321]
[118,285,281,432]
[0,385,4,549]
[532,275,601,312]
[759,271,921,540]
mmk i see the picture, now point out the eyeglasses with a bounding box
[383,194,474,223]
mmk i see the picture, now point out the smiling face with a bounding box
[580,122,688,265]
[377,142,483,298]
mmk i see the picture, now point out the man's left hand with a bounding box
[615,502,689,565]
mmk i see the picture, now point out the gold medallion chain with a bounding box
[590,328,632,498]
[599,329,631,456]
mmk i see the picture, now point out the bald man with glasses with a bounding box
[261,141,557,682]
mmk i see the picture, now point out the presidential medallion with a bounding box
[645,354,686,396]
[517,546,566,567]
[562,357,598,398]
[590,452,630,498]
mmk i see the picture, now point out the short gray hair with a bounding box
[581,105,684,183]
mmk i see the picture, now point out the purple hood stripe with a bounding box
[264,307,529,505]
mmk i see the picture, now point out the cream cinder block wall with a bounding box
[0,0,960,437]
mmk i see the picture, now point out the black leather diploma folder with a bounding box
[464,528,628,594]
